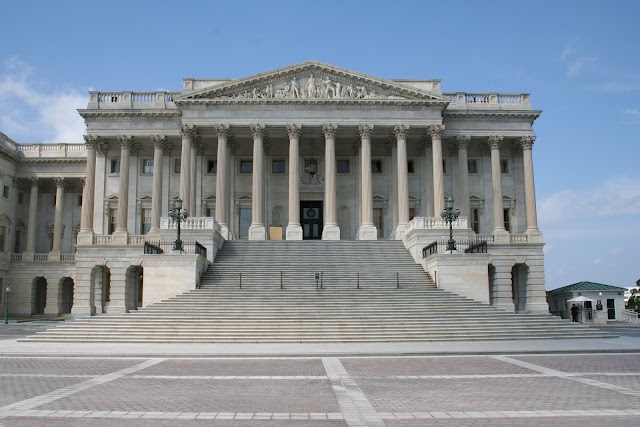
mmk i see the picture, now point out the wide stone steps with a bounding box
[22,240,611,342]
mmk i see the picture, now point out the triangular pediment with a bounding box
[177,61,446,103]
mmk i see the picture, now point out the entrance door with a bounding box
[607,299,616,320]
[301,201,323,240]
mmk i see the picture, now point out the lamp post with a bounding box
[440,197,460,253]
[168,198,188,253]
[3,285,9,325]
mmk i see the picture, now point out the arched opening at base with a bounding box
[511,263,528,313]
[91,265,111,314]
[60,277,74,314]
[32,277,48,315]
[126,265,143,311]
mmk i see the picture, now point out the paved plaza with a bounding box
[1,324,640,426]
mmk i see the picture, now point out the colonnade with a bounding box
[75,124,541,242]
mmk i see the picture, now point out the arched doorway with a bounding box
[126,265,143,311]
[33,277,47,315]
[91,265,110,314]
[60,277,74,314]
[511,264,528,313]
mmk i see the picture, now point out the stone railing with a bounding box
[127,235,146,246]
[160,217,220,231]
[60,253,76,262]
[444,92,531,109]
[88,91,180,110]
[93,235,113,245]
[34,253,49,262]
[510,234,529,243]
[10,253,22,262]
[17,143,86,158]
[406,216,469,234]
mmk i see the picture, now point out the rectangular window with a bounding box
[501,159,509,174]
[371,160,383,173]
[174,159,181,174]
[443,159,447,174]
[239,208,251,239]
[503,208,511,232]
[407,160,415,174]
[409,208,416,221]
[2,185,9,199]
[18,191,24,204]
[337,159,350,174]
[468,159,478,174]
[373,208,384,238]
[14,230,21,253]
[240,160,253,173]
[110,159,120,174]
[142,159,154,174]
[272,159,285,173]
[77,195,83,206]
[472,208,480,234]
[0,226,5,252]
[207,160,217,174]
[108,208,118,235]
[206,208,215,218]
[140,208,151,235]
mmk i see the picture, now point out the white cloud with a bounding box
[559,41,597,78]
[0,58,86,143]
[608,247,624,256]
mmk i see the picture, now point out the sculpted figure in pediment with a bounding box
[306,74,317,98]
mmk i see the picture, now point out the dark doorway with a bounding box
[301,201,323,240]
[34,278,47,315]
[61,278,74,314]
[607,299,616,320]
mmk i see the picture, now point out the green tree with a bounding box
[627,288,640,311]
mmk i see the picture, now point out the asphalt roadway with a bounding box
[0,322,639,426]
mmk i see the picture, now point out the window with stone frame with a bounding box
[468,159,478,174]
[373,208,384,238]
[77,195,83,207]
[337,159,350,174]
[173,159,181,174]
[0,225,6,253]
[141,159,154,175]
[240,159,253,173]
[207,159,217,174]
[407,159,415,174]
[500,159,509,174]
[471,208,480,234]
[371,160,383,174]
[14,229,21,253]
[110,159,120,175]
[503,208,511,232]
[108,208,118,235]
[271,159,285,174]
[2,185,9,199]
[140,208,152,235]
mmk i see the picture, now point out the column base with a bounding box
[494,300,516,313]
[219,224,231,240]
[146,229,161,240]
[71,305,95,316]
[525,301,550,315]
[76,229,95,245]
[48,251,61,262]
[22,251,35,261]
[492,228,510,244]
[286,224,303,240]
[111,229,129,245]
[394,223,408,240]
[105,304,127,314]
[248,224,266,240]
[322,224,340,240]
[356,224,377,240]
[525,228,544,243]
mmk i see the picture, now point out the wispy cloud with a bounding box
[0,57,86,143]
[559,41,597,78]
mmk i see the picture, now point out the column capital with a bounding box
[150,134,167,149]
[322,124,337,138]
[286,124,302,139]
[487,135,504,150]
[520,135,536,150]
[455,135,471,149]
[428,124,445,137]
[116,135,134,149]
[12,176,19,187]
[358,124,374,139]
[180,124,196,138]
[53,177,65,188]
[29,176,39,186]
[250,124,266,138]
[394,124,410,139]
[214,124,230,138]
[81,177,86,188]
[83,134,102,149]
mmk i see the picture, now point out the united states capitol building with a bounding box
[0,61,550,327]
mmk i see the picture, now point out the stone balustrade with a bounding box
[88,91,180,110]
[444,92,531,109]
[406,216,469,234]
[160,217,220,231]
[17,143,86,158]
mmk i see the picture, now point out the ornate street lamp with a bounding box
[168,198,188,253]
[441,197,460,253]
[3,285,10,325]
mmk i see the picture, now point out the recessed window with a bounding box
[272,159,285,173]
[500,159,509,174]
[240,160,253,173]
[373,208,384,238]
[443,159,447,174]
[472,208,480,233]
[207,160,217,174]
[407,160,415,174]
[142,159,154,174]
[337,159,350,174]
[503,208,511,232]
[18,191,24,204]
[110,159,120,174]
[468,159,478,174]
[108,208,118,235]
[140,208,151,234]
[0,225,5,253]
[174,159,181,174]
[409,208,416,221]
[77,195,83,206]
[371,160,383,173]
[2,186,8,199]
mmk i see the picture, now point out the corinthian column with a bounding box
[214,124,231,239]
[521,136,543,243]
[189,134,199,216]
[113,135,133,244]
[456,135,471,221]
[322,124,340,240]
[24,177,39,259]
[49,177,65,260]
[78,135,98,245]
[429,125,445,215]
[285,124,302,240]
[357,124,377,240]
[488,135,509,242]
[394,125,410,239]
[249,124,266,240]
[179,124,194,211]
[148,135,166,239]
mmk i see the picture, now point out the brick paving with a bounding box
[1,354,639,426]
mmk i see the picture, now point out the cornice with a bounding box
[18,158,86,165]
[177,99,448,111]
[79,110,181,122]
[444,110,541,123]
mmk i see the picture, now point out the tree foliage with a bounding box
[627,288,640,311]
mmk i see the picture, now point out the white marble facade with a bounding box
[0,61,549,317]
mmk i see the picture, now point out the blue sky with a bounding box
[1,0,639,289]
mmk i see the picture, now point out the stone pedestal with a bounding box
[394,223,408,240]
[322,224,340,240]
[76,229,94,245]
[493,229,510,244]
[356,224,377,240]
[423,253,491,304]
[248,224,266,240]
[111,229,129,245]
[525,229,544,243]
[220,224,231,241]
[286,224,303,240]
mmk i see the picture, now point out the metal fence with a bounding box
[423,237,489,258]
[144,240,207,258]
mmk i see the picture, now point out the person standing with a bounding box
[571,304,579,322]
